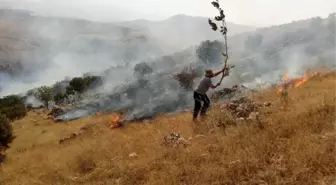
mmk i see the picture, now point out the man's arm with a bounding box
[211,68,226,77]
[212,70,222,77]
[210,83,221,89]
[210,84,217,89]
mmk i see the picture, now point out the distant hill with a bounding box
[118,14,257,51]
[0,9,165,80]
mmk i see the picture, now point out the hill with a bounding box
[0,9,167,95]
[0,71,335,185]
[119,14,257,50]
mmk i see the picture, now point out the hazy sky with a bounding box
[2,0,335,26]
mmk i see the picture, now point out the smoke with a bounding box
[0,9,167,97]
[0,8,335,122]
[25,95,43,107]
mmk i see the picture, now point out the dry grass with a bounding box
[0,72,335,185]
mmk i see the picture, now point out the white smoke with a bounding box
[0,7,335,121]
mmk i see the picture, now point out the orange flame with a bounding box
[96,111,103,116]
[277,72,290,94]
[276,70,318,94]
[110,115,122,129]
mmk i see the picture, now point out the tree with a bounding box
[68,77,86,94]
[0,114,14,149]
[65,76,102,96]
[196,40,225,64]
[36,86,53,109]
[83,76,102,89]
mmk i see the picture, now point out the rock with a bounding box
[129,153,139,158]
[247,112,259,120]
[178,137,191,146]
[194,134,206,139]
[164,133,190,147]
[224,97,260,120]
[201,153,210,157]
[264,102,272,107]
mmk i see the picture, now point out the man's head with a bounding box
[205,70,214,77]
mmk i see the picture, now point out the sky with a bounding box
[1,0,336,26]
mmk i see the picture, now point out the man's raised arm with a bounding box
[211,69,224,77]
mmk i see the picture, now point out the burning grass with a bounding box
[0,71,335,185]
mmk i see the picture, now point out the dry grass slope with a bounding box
[0,72,335,185]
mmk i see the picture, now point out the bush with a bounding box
[0,95,26,120]
[0,114,14,148]
[173,66,199,90]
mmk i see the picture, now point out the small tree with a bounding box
[0,114,14,149]
[36,86,53,109]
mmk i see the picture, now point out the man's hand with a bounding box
[211,83,221,89]
[223,68,229,76]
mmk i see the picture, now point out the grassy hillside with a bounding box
[0,71,335,185]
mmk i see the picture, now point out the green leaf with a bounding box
[221,53,227,57]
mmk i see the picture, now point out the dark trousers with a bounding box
[193,91,210,119]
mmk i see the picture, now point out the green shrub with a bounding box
[0,95,26,120]
[0,114,14,148]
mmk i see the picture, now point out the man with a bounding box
[193,68,226,121]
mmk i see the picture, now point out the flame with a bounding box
[110,115,122,129]
[276,70,318,94]
[96,111,103,116]
[283,72,289,81]
[277,72,290,94]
